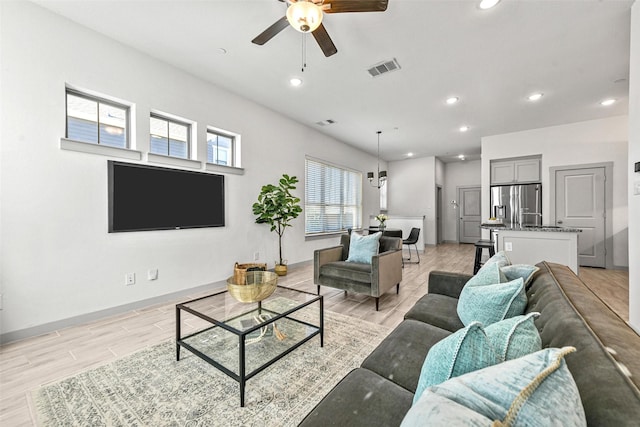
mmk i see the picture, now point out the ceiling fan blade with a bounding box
[312,23,338,57]
[252,16,289,45]
[323,0,388,13]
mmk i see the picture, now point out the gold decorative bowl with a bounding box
[227,271,278,303]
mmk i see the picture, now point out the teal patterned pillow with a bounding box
[485,312,541,362]
[457,277,527,326]
[502,264,539,287]
[346,232,381,264]
[413,322,499,404]
[465,262,507,288]
[402,347,586,427]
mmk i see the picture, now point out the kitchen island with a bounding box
[481,224,581,273]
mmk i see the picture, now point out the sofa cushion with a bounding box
[298,368,413,427]
[527,262,640,425]
[404,293,464,332]
[402,347,585,427]
[413,322,499,404]
[346,232,381,264]
[361,319,452,393]
[320,261,371,284]
[485,312,541,362]
[457,277,527,326]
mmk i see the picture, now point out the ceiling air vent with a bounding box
[315,119,336,126]
[367,58,401,78]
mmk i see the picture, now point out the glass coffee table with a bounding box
[175,285,323,407]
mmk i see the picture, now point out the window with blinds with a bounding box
[305,157,362,235]
[66,88,129,148]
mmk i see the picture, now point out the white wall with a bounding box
[481,116,629,268]
[0,1,382,337]
[388,156,438,245]
[628,1,639,331]
[443,160,482,242]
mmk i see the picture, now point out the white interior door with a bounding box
[458,187,481,244]
[555,167,606,267]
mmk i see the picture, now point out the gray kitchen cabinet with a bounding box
[491,158,541,184]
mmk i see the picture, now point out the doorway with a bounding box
[457,186,481,244]
[550,163,612,268]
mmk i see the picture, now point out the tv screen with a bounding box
[108,161,225,232]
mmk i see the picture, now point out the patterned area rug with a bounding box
[33,311,391,426]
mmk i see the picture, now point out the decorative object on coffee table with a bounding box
[252,174,303,276]
[227,271,278,303]
[234,262,267,285]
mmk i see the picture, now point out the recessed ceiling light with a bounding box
[528,93,543,101]
[446,97,459,105]
[290,77,303,87]
[600,98,616,106]
[216,48,227,54]
[459,125,469,132]
[407,152,414,157]
[479,0,501,10]
[458,154,466,160]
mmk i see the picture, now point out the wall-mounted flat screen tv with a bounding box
[108,161,225,232]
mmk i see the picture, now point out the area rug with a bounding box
[32,310,391,426]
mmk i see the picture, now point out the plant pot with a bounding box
[274,264,288,276]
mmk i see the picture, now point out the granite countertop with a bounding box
[480,224,582,232]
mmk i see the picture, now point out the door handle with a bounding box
[557,220,563,224]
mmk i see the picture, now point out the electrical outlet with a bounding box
[505,242,513,252]
[148,269,158,281]
[125,273,135,286]
[634,181,640,196]
[253,251,260,261]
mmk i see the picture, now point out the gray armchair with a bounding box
[314,233,403,311]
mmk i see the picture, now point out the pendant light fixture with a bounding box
[368,131,387,188]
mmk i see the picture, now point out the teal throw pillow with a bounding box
[402,347,586,427]
[413,322,499,405]
[346,232,381,264]
[483,250,511,268]
[502,264,539,288]
[485,312,541,362]
[465,262,507,288]
[457,277,527,327]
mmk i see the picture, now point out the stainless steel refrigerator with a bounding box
[490,184,542,227]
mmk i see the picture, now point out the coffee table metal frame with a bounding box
[175,285,323,407]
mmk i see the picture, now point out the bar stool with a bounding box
[473,240,496,274]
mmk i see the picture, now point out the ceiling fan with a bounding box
[252,0,389,57]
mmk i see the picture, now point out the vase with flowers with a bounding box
[375,213,388,231]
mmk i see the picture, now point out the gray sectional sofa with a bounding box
[299,261,640,426]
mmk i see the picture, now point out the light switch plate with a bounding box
[505,242,513,251]
[634,181,640,196]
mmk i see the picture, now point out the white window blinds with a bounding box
[305,157,362,235]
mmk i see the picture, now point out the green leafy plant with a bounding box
[252,174,303,266]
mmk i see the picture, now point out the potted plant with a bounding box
[252,174,303,276]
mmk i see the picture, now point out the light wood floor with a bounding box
[0,243,629,426]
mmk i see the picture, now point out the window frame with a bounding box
[149,113,192,159]
[206,128,236,167]
[65,88,131,148]
[305,156,363,236]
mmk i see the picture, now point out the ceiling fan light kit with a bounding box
[286,1,323,33]
[252,0,389,58]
